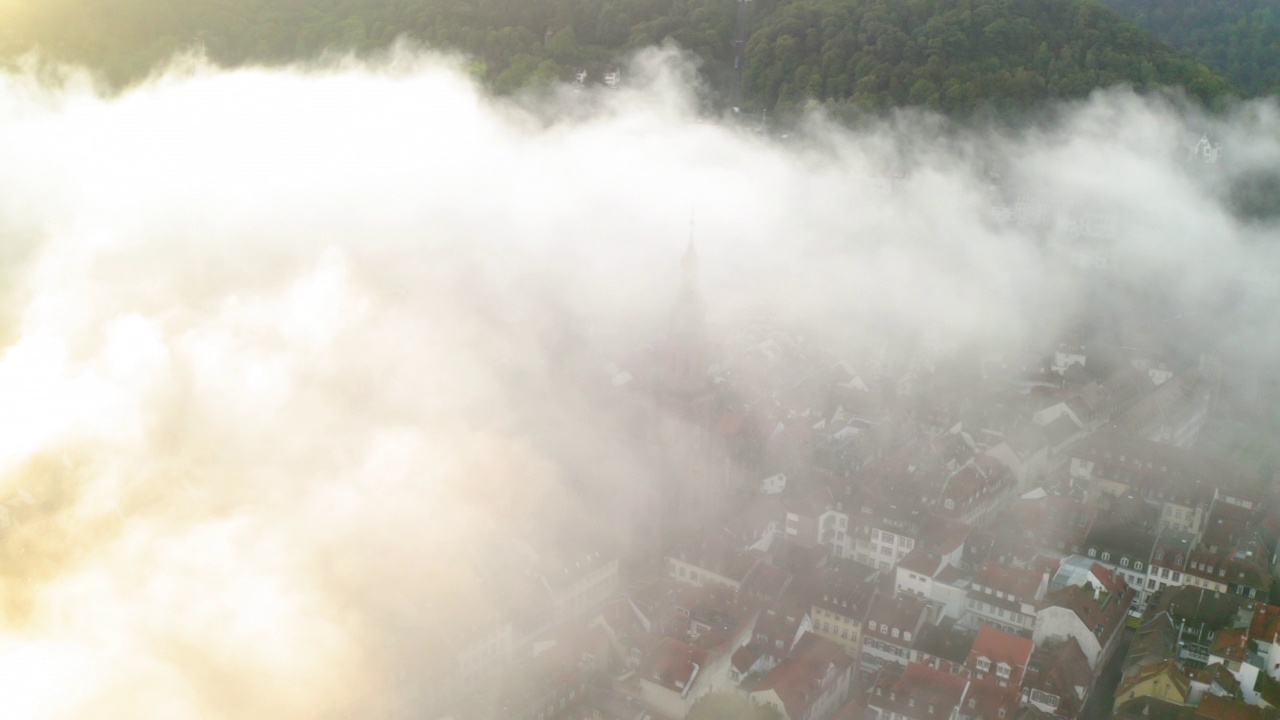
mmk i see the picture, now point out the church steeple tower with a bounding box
[661,230,709,397]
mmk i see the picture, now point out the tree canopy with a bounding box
[1097,0,1280,95]
[0,0,1238,117]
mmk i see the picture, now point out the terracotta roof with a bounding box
[1191,695,1280,720]
[864,593,928,645]
[1249,603,1280,644]
[754,633,854,720]
[965,625,1034,687]
[1115,658,1189,700]
[732,644,761,674]
[973,562,1043,601]
[898,549,945,576]
[1024,636,1092,718]
[868,662,968,720]
[641,638,709,693]
[960,679,1021,720]
[1211,628,1250,664]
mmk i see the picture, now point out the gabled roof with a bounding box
[960,679,1021,720]
[641,637,709,693]
[753,632,854,720]
[1024,636,1093,719]
[972,562,1044,601]
[868,662,968,720]
[1115,658,1189,700]
[966,625,1034,687]
[1190,694,1280,720]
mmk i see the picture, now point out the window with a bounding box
[892,628,900,639]
[1102,552,1111,562]
[904,631,912,642]
[997,664,1011,678]
[1088,548,1097,557]
[1135,562,1143,571]
[871,530,880,540]
[977,657,990,672]
[944,499,955,510]
[1120,558,1129,568]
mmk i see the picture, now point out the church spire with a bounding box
[679,220,698,302]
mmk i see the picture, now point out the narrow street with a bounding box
[1081,627,1134,719]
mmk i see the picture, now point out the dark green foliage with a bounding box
[741,0,1236,117]
[1097,0,1280,95]
[0,0,1237,117]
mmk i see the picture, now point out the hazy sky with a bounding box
[0,46,1275,718]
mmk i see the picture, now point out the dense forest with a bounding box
[1098,0,1280,95]
[742,0,1234,117]
[0,0,1238,116]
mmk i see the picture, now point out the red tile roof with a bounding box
[965,625,1034,688]
[755,632,854,720]
[868,662,968,720]
[641,638,709,694]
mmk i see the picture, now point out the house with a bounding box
[666,529,764,591]
[748,633,855,720]
[861,593,929,676]
[1032,571,1133,671]
[865,662,970,720]
[637,638,712,718]
[810,568,877,669]
[957,679,1021,720]
[965,625,1034,689]
[1114,659,1191,708]
[1187,695,1280,719]
[1021,637,1093,719]
[962,563,1047,636]
[911,617,977,675]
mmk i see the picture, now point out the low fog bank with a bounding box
[0,47,1274,718]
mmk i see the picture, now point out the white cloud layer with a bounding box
[0,45,1274,718]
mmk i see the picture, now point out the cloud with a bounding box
[0,44,1273,718]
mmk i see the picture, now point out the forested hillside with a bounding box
[0,0,1237,116]
[1097,0,1280,95]
[743,0,1234,117]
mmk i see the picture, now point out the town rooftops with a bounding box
[869,662,968,720]
[640,637,709,694]
[864,593,928,645]
[1190,694,1280,720]
[966,625,1034,687]
[753,632,854,720]
[972,562,1045,602]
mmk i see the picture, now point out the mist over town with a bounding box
[0,31,1276,720]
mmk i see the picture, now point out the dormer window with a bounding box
[1088,548,1097,557]
[1120,558,1129,568]
[1102,552,1111,562]
[1135,562,1143,571]
[977,657,991,672]
[904,631,913,642]
[997,663,1011,678]
[892,628,900,639]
